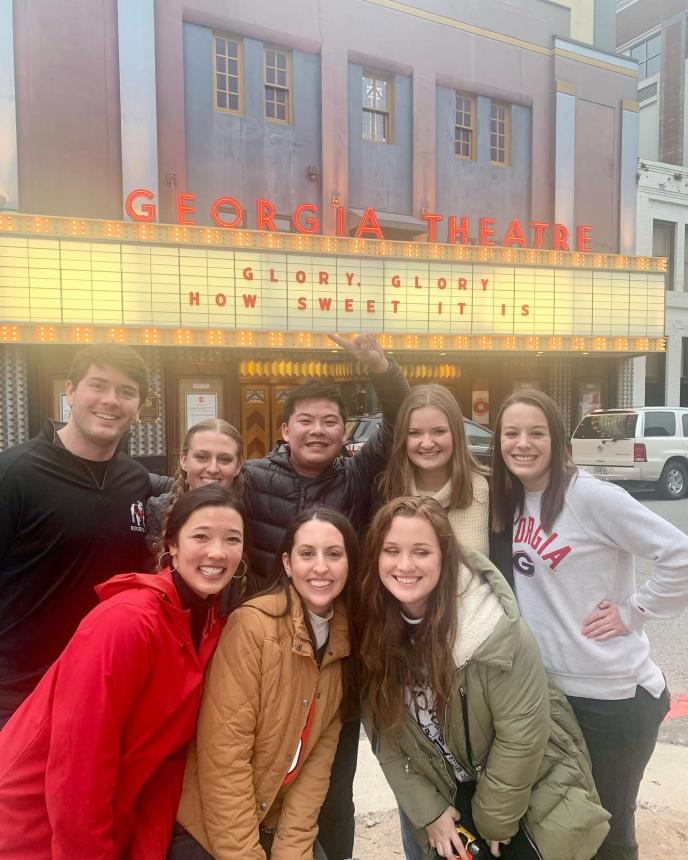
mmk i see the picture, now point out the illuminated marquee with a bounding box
[0,237,664,338]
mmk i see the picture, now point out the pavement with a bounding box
[353,712,688,855]
[352,493,688,855]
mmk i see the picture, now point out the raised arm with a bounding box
[328,333,409,483]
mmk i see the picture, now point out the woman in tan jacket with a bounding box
[167,507,358,860]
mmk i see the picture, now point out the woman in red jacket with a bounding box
[0,484,247,860]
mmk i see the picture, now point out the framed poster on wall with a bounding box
[184,392,218,430]
[471,390,490,425]
[579,382,602,421]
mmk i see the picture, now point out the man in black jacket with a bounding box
[0,344,152,726]
[244,333,410,860]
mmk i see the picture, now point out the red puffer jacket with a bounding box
[0,568,224,860]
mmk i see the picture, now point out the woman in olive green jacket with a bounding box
[359,497,609,860]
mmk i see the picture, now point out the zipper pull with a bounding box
[404,756,410,774]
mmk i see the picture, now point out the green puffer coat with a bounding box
[364,550,610,860]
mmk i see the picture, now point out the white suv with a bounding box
[571,407,688,499]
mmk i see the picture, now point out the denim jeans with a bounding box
[567,684,670,860]
[399,806,425,860]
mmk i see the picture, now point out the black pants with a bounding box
[451,781,540,860]
[567,685,670,860]
[316,718,360,860]
[166,823,274,858]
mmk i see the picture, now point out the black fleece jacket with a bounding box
[244,359,410,579]
[0,421,151,722]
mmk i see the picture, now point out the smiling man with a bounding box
[243,332,409,860]
[0,344,152,726]
[244,333,409,579]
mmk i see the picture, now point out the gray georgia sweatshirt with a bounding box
[512,470,688,699]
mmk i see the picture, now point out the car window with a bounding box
[644,411,676,437]
[464,421,493,446]
[683,414,688,437]
[353,420,372,441]
[573,413,637,440]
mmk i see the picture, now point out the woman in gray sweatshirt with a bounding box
[490,388,688,860]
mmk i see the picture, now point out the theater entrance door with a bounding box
[240,383,297,459]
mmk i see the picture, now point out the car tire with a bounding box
[657,461,688,500]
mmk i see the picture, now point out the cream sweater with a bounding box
[411,472,490,556]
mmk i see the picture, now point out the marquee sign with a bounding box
[0,237,664,339]
[125,189,594,250]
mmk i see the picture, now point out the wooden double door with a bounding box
[240,383,297,459]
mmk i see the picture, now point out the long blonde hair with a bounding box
[156,419,243,564]
[380,384,486,509]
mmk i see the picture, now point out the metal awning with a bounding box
[347,207,426,235]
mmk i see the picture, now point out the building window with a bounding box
[214,35,242,114]
[264,47,291,123]
[454,93,475,159]
[653,219,675,290]
[362,72,392,143]
[490,101,510,165]
[629,32,661,79]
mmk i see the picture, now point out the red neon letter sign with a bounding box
[211,196,243,228]
[293,203,320,234]
[176,192,197,225]
[125,188,156,222]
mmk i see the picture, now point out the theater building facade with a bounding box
[0,0,660,467]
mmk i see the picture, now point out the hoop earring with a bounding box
[232,558,248,580]
[159,550,178,573]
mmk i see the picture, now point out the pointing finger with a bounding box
[328,333,353,348]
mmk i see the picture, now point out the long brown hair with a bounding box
[246,508,360,722]
[490,389,576,534]
[379,384,486,509]
[358,497,462,733]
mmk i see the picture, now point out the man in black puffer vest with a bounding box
[244,333,409,860]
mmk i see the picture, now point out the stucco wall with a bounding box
[183,22,322,226]
[13,0,122,218]
[348,65,413,214]
[435,88,531,236]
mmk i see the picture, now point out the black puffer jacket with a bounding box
[244,360,409,579]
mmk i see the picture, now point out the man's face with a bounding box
[281,398,346,477]
[66,363,141,455]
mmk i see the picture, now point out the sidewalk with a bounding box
[353,736,688,858]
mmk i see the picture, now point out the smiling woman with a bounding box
[168,507,358,860]
[358,496,609,860]
[491,388,688,859]
[0,486,246,860]
[145,419,244,555]
[380,384,490,556]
